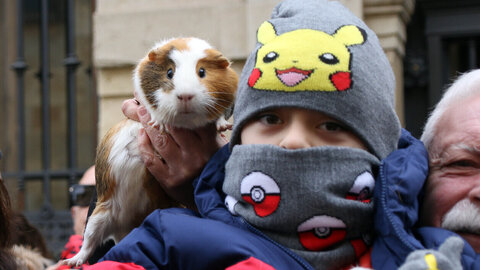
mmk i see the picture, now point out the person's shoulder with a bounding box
[102,207,311,270]
[139,207,201,234]
[204,143,231,169]
[387,129,428,165]
[379,129,429,197]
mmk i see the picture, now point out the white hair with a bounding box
[421,69,480,151]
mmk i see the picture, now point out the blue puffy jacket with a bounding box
[98,145,315,270]
[371,129,480,269]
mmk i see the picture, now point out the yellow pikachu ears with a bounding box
[257,21,278,45]
[333,25,366,47]
[257,21,367,47]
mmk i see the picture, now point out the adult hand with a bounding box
[121,98,141,121]
[122,98,227,208]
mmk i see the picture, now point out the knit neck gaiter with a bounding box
[223,144,380,270]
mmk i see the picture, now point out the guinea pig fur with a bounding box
[136,37,238,131]
[64,37,238,267]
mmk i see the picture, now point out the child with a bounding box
[90,0,401,269]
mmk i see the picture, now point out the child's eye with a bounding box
[258,114,282,125]
[318,122,346,132]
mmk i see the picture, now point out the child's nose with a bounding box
[278,124,312,149]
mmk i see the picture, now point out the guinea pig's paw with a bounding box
[216,117,232,132]
[147,120,157,127]
[63,257,83,267]
[63,250,90,267]
[157,124,168,134]
[147,120,162,130]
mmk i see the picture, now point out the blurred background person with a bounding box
[0,151,53,270]
[47,165,96,270]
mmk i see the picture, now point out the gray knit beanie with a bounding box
[230,0,401,159]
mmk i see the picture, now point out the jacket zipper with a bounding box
[379,160,416,251]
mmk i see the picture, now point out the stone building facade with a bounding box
[94,0,415,139]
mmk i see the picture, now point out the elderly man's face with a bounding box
[420,96,480,253]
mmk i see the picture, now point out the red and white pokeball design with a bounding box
[297,216,347,251]
[225,195,239,215]
[240,172,281,217]
[346,171,375,203]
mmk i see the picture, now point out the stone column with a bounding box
[93,0,413,138]
[363,0,415,125]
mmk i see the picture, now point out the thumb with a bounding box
[137,106,152,126]
[438,236,464,263]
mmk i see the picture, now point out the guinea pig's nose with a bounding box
[177,94,194,101]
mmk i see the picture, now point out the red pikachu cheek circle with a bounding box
[297,216,347,251]
[330,71,352,91]
[346,171,375,203]
[248,68,262,87]
[240,172,280,217]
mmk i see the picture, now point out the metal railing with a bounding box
[8,0,92,257]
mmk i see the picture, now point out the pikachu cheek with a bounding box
[330,71,351,91]
[248,68,262,87]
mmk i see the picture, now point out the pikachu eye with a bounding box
[167,68,174,79]
[319,53,339,65]
[198,68,206,78]
[263,52,278,63]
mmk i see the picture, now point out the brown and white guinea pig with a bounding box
[64,37,238,267]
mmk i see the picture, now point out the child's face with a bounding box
[240,107,367,150]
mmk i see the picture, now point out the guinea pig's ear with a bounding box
[148,46,170,63]
[219,55,230,68]
[213,53,230,69]
[204,49,230,69]
[148,51,157,62]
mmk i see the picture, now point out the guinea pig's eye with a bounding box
[263,52,278,63]
[319,53,339,65]
[198,68,206,78]
[167,68,174,79]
